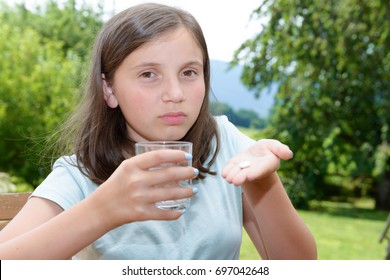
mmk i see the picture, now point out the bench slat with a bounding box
[0,192,31,230]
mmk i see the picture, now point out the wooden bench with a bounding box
[0,192,31,230]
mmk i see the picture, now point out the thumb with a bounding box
[258,139,294,160]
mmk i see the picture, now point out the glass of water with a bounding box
[135,141,193,211]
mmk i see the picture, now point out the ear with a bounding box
[102,74,119,108]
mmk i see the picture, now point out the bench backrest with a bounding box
[0,192,31,230]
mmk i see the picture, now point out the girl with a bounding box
[0,3,316,259]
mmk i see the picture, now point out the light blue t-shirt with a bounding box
[33,116,255,259]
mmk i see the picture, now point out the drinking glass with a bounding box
[135,141,193,211]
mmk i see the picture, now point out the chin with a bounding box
[158,133,187,142]
[158,129,189,141]
[159,136,184,141]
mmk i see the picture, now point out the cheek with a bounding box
[130,102,144,112]
[117,86,153,111]
[115,90,152,123]
[189,83,206,103]
[125,98,154,124]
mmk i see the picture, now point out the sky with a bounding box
[108,0,262,62]
[10,0,262,62]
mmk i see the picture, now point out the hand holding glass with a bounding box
[135,141,193,211]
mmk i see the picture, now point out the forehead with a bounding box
[125,27,204,64]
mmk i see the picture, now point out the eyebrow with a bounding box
[130,60,203,70]
[184,60,203,67]
[130,62,161,70]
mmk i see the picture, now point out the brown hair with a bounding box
[57,3,220,184]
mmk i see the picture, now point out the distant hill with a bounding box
[210,60,276,117]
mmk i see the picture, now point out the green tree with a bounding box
[0,23,78,185]
[233,0,390,209]
[0,0,104,187]
[1,0,103,80]
[210,102,267,129]
[236,108,264,128]
[210,101,235,118]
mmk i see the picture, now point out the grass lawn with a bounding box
[240,199,389,260]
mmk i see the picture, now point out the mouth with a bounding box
[159,112,187,125]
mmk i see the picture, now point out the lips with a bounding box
[159,112,187,125]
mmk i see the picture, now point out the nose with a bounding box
[161,76,185,103]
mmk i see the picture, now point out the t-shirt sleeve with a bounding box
[32,156,93,210]
[215,115,256,153]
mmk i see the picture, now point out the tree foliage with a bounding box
[210,101,268,129]
[0,0,103,186]
[233,0,390,208]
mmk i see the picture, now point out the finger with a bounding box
[258,139,293,160]
[145,207,184,221]
[224,156,277,186]
[134,150,192,170]
[221,161,235,178]
[147,166,199,186]
[126,186,193,222]
[231,172,248,186]
[150,179,198,197]
[243,160,276,182]
[150,183,196,202]
[223,164,244,185]
[141,186,195,221]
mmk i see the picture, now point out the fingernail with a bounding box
[185,153,192,160]
[192,187,199,194]
[193,168,199,176]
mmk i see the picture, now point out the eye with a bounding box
[140,71,156,79]
[182,69,197,78]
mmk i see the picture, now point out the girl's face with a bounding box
[103,27,205,142]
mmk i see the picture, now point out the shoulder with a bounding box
[214,115,233,130]
[213,115,255,150]
[48,155,88,184]
[32,155,96,210]
[51,154,77,170]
